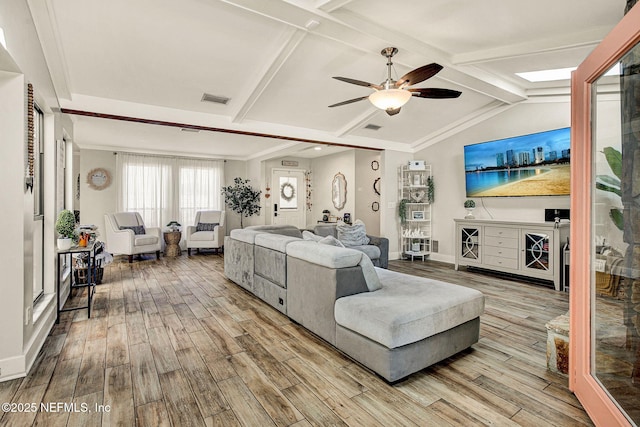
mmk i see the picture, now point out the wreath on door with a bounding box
[280,182,296,201]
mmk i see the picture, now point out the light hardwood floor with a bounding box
[0,253,593,426]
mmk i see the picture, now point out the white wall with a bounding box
[79,149,117,242]
[354,150,381,235]
[415,101,571,263]
[0,0,73,380]
[310,150,356,226]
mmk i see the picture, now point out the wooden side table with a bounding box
[164,230,182,257]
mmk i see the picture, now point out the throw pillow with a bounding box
[318,235,345,247]
[302,230,323,242]
[196,222,219,231]
[119,225,145,235]
[359,254,382,291]
[336,219,370,247]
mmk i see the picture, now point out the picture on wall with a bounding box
[463,127,571,197]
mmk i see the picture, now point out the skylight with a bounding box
[516,64,621,82]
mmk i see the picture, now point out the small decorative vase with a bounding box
[57,237,72,251]
[464,208,475,219]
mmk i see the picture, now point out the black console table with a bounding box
[56,241,98,323]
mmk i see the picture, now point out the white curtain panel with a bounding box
[176,157,224,227]
[116,153,224,229]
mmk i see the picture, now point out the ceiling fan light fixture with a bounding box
[368,89,411,111]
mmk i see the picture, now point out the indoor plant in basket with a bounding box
[55,209,76,250]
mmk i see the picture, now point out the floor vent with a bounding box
[201,93,230,105]
[364,124,382,131]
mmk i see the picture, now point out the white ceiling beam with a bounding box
[231,28,307,123]
[221,0,526,105]
[315,0,354,13]
[411,101,518,151]
[26,0,72,100]
[452,26,610,66]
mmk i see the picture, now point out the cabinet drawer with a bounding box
[484,255,519,270]
[485,227,519,239]
[484,245,518,259]
[484,236,518,249]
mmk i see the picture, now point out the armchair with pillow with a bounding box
[104,212,161,263]
[313,220,389,268]
[186,210,225,255]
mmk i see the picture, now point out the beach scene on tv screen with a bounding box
[464,127,571,197]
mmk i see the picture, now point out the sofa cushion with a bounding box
[190,231,215,241]
[359,255,381,292]
[334,268,485,348]
[196,222,219,231]
[337,220,370,246]
[318,235,345,247]
[230,228,263,244]
[134,234,159,246]
[255,233,300,253]
[350,244,381,261]
[302,230,323,242]
[120,225,145,235]
[286,241,362,269]
[246,225,303,238]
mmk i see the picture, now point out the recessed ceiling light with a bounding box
[314,146,322,151]
[0,28,6,50]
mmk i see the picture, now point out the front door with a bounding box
[271,169,306,229]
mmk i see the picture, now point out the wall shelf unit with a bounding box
[399,163,431,261]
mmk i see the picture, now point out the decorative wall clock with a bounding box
[87,167,111,191]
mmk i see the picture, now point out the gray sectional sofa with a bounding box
[223,224,484,382]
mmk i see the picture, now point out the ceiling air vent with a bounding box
[201,93,230,105]
[364,124,382,131]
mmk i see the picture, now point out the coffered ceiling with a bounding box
[27,0,625,160]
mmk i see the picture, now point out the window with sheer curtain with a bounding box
[116,153,224,228]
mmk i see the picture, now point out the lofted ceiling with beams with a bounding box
[28,0,625,160]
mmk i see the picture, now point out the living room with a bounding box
[1,1,639,425]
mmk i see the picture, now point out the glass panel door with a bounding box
[591,42,640,425]
[523,232,551,271]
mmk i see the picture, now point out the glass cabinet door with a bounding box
[522,231,551,272]
[460,227,481,261]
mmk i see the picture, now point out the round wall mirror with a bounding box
[332,172,347,210]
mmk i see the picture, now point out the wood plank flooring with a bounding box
[0,253,593,426]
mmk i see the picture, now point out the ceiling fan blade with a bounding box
[385,107,401,116]
[333,77,382,90]
[395,63,443,88]
[328,96,369,108]
[409,88,461,99]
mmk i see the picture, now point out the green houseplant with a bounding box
[595,147,623,230]
[398,199,410,224]
[221,177,262,228]
[464,199,476,219]
[55,209,76,250]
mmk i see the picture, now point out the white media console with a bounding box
[454,219,570,291]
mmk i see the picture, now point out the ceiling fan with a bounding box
[329,47,461,116]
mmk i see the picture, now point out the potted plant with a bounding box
[55,209,76,250]
[221,177,262,228]
[464,199,476,219]
[398,199,410,224]
[166,220,181,232]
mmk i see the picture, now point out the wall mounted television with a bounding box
[464,127,570,197]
